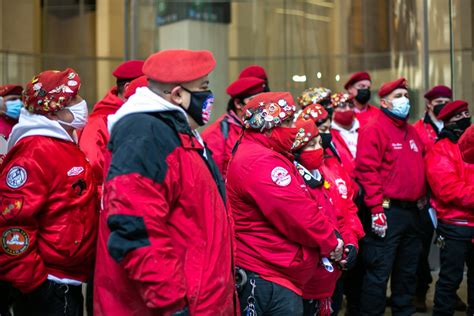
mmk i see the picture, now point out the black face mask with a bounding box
[445,117,471,138]
[320,132,333,149]
[355,89,371,104]
[181,87,214,126]
[433,103,447,117]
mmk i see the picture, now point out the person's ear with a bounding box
[169,86,184,105]
[46,112,59,121]
[380,98,389,109]
[234,99,244,110]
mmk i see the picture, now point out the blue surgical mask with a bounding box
[4,99,23,119]
[389,96,410,119]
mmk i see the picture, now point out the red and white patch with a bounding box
[2,228,29,256]
[335,178,348,199]
[67,166,84,176]
[409,139,419,152]
[271,166,291,187]
[0,196,24,222]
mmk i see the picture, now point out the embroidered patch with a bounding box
[335,178,348,199]
[67,166,84,177]
[2,228,29,255]
[6,166,27,189]
[0,196,24,222]
[271,167,291,187]
[409,139,419,152]
[67,80,78,87]
[391,143,403,150]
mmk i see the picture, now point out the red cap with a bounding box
[0,84,23,97]
[243,92,296,130]
[124,75,148,99]
[143,50,216,83]
[344,71,371,90]
[459,125,474,164]
[238,65,268,81]
[293,116,319,151]
[226,77,266,98]
[378,77,408,98]
[424,85,452,101]
[112,60,145,80]
[437,100,469,122]
[23,68,81,114]
[297,103,328,124]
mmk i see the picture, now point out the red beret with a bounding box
[344,71,371,90]
[112,60,144,80]
[238,65,268,81]
[226,77,265,98]
[437,100,469,122]
[124,75,148,99]
[0,84,23,97]
[243,92,296,130]
[424,85,452,101]
[143,50,216,83]
[459,125,474,164]
[378,77,408,98]
[293,114,319,151]
[23,68,81,114]
[297,103,328,124]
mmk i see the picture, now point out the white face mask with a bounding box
[58,100,88,129]
[389,96,410,118]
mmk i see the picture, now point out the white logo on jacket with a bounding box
[6,166,27,189]
[271,166,292,187]
[67,166,84,176]
[335,178,348,199]
[391,143,403,150]
[409,139,419,152]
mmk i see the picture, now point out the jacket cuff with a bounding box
[370,205,384,214]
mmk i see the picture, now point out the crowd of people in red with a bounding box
[0,49,472,316]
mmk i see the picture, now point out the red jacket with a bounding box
[94,88,236,316]
[0,136,98,293]
[0,115,17,139]
[354,104,380,128]
[227,131,338,295]
[202,111,243,179]
[79,87,123,189]
[331,128,356,179]
[412,114,440,153]
[355,111,426,214]
[425,136,474,226]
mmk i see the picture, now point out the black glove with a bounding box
[340,244,357,270]
[172,307,189,316]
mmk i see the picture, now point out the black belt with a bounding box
[388,199,418,210]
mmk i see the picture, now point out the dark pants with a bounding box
[415,206,434,297]
[0,281,14,316]
[238,269,303,316]
[359,206,422,316]
[13,280,83,316]
[433,237,474,315]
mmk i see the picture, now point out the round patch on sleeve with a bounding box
[6,166,27,189]
[271,166,292,187]
[2,228,29,255]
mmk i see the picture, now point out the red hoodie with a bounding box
[79,87,123,190]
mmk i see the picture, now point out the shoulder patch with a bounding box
[0,196,24,222]
[67,166,84,176]
[2,228,29,255]
[271,166,292,187]
[6,166,27,189]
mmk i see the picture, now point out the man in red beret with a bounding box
[227,92,343,315]
[344,71,380,127]
[459,125,474,164]
[0,84,23,140]
[78,59,144,197]
[355,77,427,315]
[202,76,265,179]
[424,100,473,315]
[0,68,98,316]
[239,64,270,92]
[94,49,236,316]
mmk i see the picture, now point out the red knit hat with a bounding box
[0,84,23,97]
[243,92,296,131]
[344,71,371,90]
[23,68,81,114]
[112,60,145,80]
[238,65,268,81]
[143,50,216,83]
[424,85,452,101]
[226,77,266,98]
[297,103,329,124]
[378,77,408,98]
[459,125,474,164]
[124,75,148,99]
[292,115,319,151]
[437,100,469,122]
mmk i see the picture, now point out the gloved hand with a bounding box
[371,212,387,238]
[339,244,357,270]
